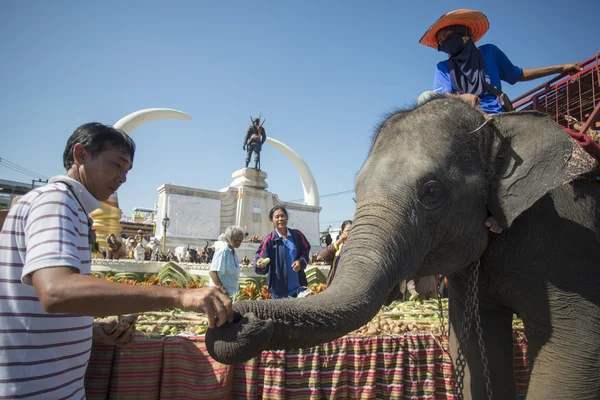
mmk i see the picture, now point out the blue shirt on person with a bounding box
[209,245,240,296]
[433,44,523,114]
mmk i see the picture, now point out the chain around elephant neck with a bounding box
[438,260,493,400]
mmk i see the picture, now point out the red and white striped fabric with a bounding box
[0,175,99,399]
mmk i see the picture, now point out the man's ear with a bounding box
[486,111,597,229]
[72,143,88,165]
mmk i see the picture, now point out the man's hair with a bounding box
[63,122,136,170]
[269,205,288,220]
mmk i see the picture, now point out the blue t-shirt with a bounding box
[433,44,523,114]
[209,245,240,296]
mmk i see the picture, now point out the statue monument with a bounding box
[243,115,267,170]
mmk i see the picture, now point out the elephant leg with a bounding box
[448,275,516,400]
[521,301,600,400]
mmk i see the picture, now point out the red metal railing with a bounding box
[512,52,600,159]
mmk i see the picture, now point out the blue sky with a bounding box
[1,0,598,231]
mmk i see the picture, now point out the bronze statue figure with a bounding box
[243,115,267,170]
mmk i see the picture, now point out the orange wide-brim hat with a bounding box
[419,9,489,49]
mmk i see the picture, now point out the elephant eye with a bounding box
[418,180,448,210]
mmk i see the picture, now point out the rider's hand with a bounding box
[179,287,233,328]
[457,93,480,108]
[485,216,503,234]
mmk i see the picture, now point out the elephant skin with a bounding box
[205,97,600,399]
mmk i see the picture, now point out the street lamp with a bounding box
[161,216,170,254]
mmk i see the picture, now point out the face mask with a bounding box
[439,33,465,56]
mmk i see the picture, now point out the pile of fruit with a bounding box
[97,298,524,339]
[100,310,210,338]
[349,299,447,336]
[93,268,523,338]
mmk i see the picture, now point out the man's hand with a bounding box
[93,315,137,347]
[562,62,582,74]
[292,260,301,272]
[179,287,233,329]
[457,93,480,108]
[256,258,265,268]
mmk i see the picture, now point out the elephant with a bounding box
[106,234,126,260]
[205,96,600,399]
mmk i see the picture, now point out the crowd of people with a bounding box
[0,8,584,398]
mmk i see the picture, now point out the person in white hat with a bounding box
[419,9,581,114]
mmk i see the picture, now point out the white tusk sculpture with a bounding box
[265,137,320,207]
[114,108,192,135]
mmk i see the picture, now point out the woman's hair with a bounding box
[269,205,288,221]
[223,226,244,242]
[340,220,352,232]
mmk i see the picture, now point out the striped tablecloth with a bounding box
[85,331,528,399]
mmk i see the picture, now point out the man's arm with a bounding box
[520,63,581,81]
[31,267,232,328]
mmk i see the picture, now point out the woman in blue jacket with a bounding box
[255,206,311,299]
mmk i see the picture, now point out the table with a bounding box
[85,332,528,399]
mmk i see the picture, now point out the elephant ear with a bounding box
[487,111,598,229]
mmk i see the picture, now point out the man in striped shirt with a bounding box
[0,123,233,399]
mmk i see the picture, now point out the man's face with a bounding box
[436,27,470,49]
[436,28,454,47]
[79,145,133,201]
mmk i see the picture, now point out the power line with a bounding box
[287,189,354,203]
[0,157,49,180]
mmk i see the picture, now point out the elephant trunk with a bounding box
[205,212,408,365]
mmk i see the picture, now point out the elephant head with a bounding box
[205,96,597,364]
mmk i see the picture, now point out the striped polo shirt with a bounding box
[0,175,100,399]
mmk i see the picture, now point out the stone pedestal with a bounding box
[153,168,321,252]
[230,168,268,190]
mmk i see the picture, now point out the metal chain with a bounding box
[436,261,493,400]
[472,265,494,400]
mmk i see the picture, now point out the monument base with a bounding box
[230,168,268,190]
